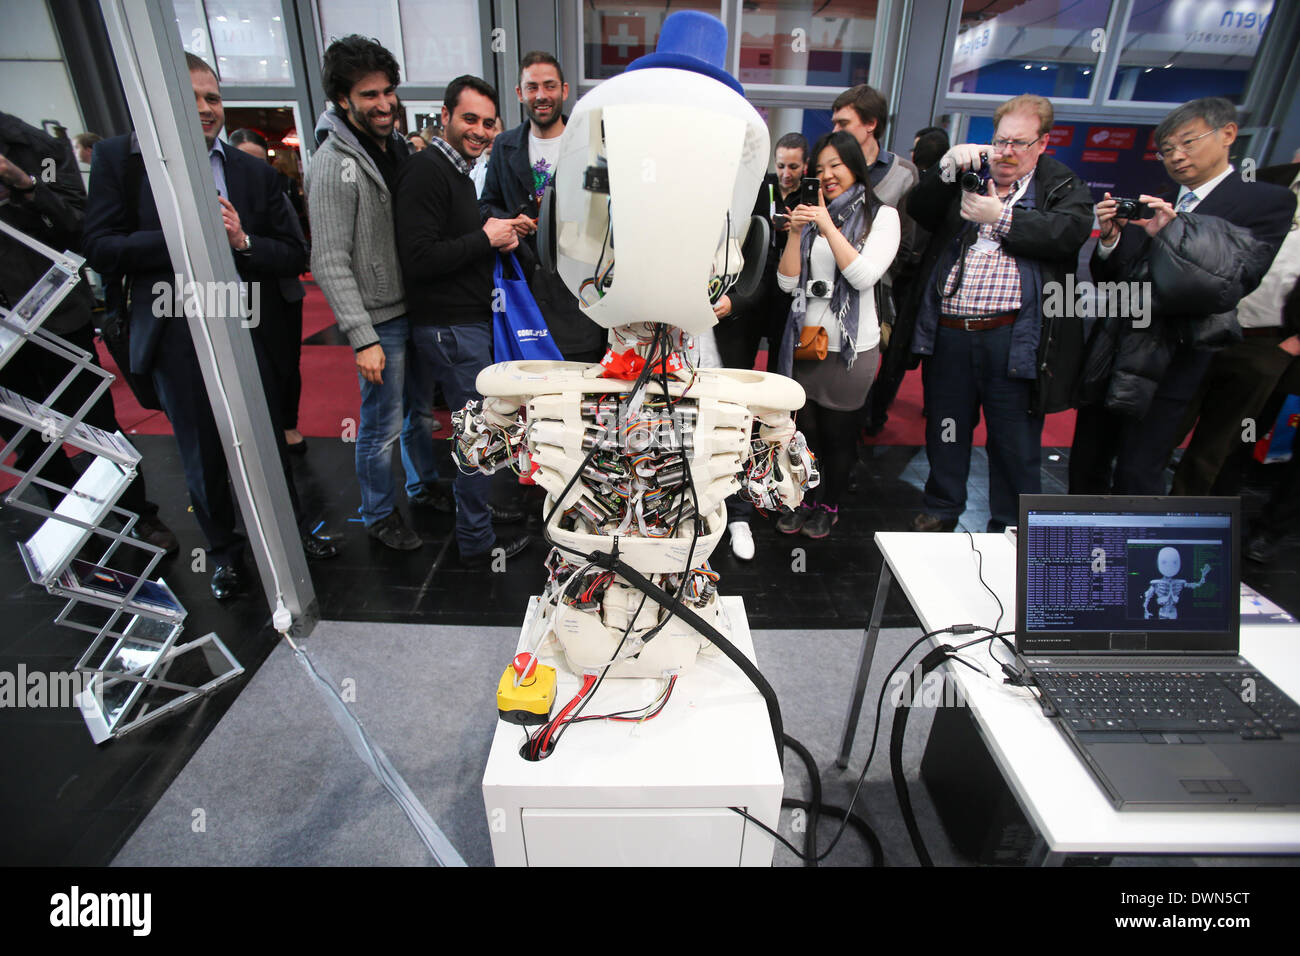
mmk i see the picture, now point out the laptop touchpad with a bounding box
[1155,746,1232,777]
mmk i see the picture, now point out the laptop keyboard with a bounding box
[1035,671,1300,739]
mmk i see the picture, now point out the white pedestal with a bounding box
[482,595,783,866]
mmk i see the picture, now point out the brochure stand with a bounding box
[0,218,242,743]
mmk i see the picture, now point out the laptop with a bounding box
[1016,494,1300,811]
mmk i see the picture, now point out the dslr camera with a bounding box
[1112,197,1154,220]
[960,156,992,193]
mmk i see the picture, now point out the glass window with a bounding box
[947,0,1113,98]
[739,0,877,88]
[318,0,401,72]
[205,0,293,85]
[173,0,217,72]
[398,0,482,86]
[1107,0,1273,104]
[582,2,722,82]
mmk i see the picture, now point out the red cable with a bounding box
[538,674,597,756]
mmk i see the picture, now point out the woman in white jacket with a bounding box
[774,130,900,539]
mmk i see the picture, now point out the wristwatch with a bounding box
[236,233,252,253]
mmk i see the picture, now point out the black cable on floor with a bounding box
[782,732,822,865]
[782,798,883,866]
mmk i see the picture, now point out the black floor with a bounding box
[2,434,1298,865]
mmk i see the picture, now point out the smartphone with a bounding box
[799,177,821,207]
[772,212,790,229]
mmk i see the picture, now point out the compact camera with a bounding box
[960,157,992,193]
[1112,197,1154,220]
[805,279,832,299]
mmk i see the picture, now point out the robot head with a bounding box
[1157,547,1181,577]
[543,11,770,336]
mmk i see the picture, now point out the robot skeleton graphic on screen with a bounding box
[451,13,817,690]
[1142,547,1211,621]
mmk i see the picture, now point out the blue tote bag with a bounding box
[492,252,564,362]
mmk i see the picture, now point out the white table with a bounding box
[482,595,782,866]
[838,531,1300,865]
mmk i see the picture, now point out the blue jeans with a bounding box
[922,323,1043,531]
[409,322,495,556]
[355,316,440,526]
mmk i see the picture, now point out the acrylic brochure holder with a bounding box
[0,217,242,743]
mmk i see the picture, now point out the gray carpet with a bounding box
[116,615,1287,867]
[113,618,964,867]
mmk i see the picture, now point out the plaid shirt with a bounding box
[941,175,1027,316]
[428,135,471,177]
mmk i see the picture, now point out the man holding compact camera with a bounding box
[906,94,1092,533]
[1069,96,1296,495]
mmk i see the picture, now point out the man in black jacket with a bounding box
[394,75,532,567]
[0,110,176,553]
[83,55,336,601]
[907,94,1093,534]
[480,51,604,365]
[1069,98,1296,495]
[1169,156,1300,496]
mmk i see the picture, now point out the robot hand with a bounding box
[737,411,820,511]
[451,397,526,474]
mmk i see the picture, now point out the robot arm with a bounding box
[1142,582,1156,619]
[1188,564,1211,588]
[737,408,819,512]
[451,396,526,474]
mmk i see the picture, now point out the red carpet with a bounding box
[862,368,1079,447]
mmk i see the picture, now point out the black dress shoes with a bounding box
[461,534,532,568]
[210,562,247,601]
[302,532,340,560]
[1244,531,1281,564]
[489,503,525,524]
[910,512,957,533]
[130,514,180,557]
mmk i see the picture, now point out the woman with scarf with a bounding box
[774,131,900,539]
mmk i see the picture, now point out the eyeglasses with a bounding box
[1155,127,1221,162]
[990,137,1042,153]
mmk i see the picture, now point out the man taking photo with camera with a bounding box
[906,94,1092,534]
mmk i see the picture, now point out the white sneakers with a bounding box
[728,521,755,561]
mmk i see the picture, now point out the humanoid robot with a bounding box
[451,12,818,682]
[1142,547,1211,621]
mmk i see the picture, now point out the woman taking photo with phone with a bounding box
[774,130,900,539]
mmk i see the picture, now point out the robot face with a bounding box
[1157,547,1181,577]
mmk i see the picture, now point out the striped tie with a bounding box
[1176,191,1197,213]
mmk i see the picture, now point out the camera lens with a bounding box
[960,171,983,192]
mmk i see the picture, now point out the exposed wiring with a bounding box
[965,529,1006,634]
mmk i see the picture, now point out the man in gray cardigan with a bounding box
[305,36,450,551]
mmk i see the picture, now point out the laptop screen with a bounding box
[1017,495,1240,655]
